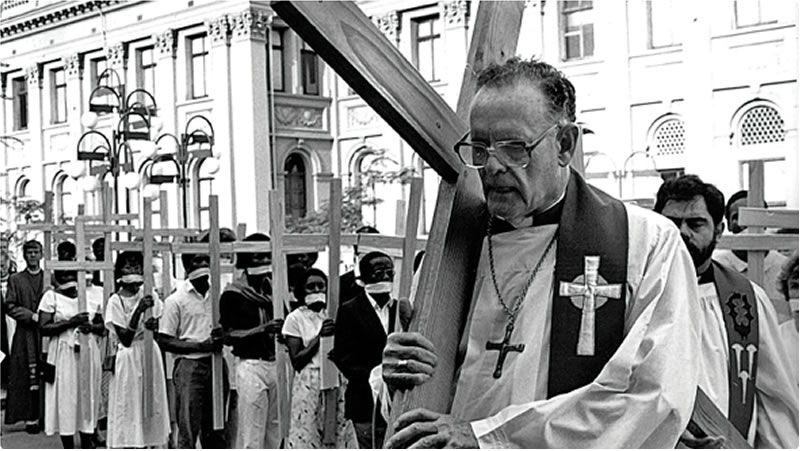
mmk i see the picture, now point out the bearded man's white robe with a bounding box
[450,204,702,448]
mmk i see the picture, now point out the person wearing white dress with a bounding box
[282,268,357,449]
[104,251,170,448]
[38,270,104,448]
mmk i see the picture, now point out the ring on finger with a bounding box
[398,359,409,368]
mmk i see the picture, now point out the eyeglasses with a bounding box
[453,123,560,169]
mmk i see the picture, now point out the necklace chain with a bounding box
[486,216,558,323]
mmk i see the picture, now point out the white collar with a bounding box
[365,291,393,311]
[26,267,42,275]
[184,279,207,299]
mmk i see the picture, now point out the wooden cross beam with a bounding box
[268,189,293,441]
[716,160,799,287]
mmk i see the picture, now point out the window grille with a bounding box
[738,105,785,146]
[652,118,685,156]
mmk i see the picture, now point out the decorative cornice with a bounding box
[205,15,230,46]
[443,0,469,26]
[371,12,399,44]
[231,9,269,42]
[105,42,126,68]
[153,28,176,58]
[62,53,82,79]
[25,64,41,88]
[1,0,123,40]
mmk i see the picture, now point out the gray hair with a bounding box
[475,56,576,123]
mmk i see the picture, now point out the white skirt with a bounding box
[44,333,102,436]
[107,338,170,448]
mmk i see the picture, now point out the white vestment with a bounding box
[450,204,702,448]
[696,277,799,448]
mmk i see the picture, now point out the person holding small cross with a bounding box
[38,269,104,448]
[333,251,411,449]
[157,237,227,449]
[381,57,702,448]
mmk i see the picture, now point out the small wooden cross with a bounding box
[485,320,525,379]
[559,256,622,356]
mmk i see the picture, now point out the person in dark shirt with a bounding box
[219,233,283,448]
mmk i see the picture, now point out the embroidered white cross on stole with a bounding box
[559,256,623,356]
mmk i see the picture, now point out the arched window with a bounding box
[650,117,686,158]
[284,153,307,219]
[737,104,785,146]
[15,177,30,199]
[54,173,77,223]
[194,158,215,229]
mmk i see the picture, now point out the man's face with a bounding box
[660,196,723,269]
[727,198,747,234]
[363,256,395,284]
[24,246,42,268]
[471,83,568,225]
[92,239,104,261]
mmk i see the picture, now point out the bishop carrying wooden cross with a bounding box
[271,1,746,448]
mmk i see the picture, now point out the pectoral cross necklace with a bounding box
[485,216,558,378]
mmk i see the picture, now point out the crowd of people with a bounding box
[1,223,419,449]
[1,56,798,449]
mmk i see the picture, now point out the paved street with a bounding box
[1,421,62,449]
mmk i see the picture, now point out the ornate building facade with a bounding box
[1,0,798,238]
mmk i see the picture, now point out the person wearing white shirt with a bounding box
[156,246,226,449]
[282,268,357,448]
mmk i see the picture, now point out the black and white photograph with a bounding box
[0,0,798,448]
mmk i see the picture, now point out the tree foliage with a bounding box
[285,166,419,233]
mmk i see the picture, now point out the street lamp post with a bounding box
[147,115,219,228]
[68,68,160,216]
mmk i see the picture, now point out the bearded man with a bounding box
[655,175,798,448]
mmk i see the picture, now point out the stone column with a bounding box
[105,42,128,93]
[790,1,800,208]
[441,1,470,108]
[153,29,179,227]
[205,15,235,228]
[599,0,633,188]
[105,42,128,212]
[153,29,177,135]
[25,64,45,200]
[683,3,714,177]
[229,8,272,231]
[63,54,83,151]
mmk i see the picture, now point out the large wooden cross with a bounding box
[271,0,524,426]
